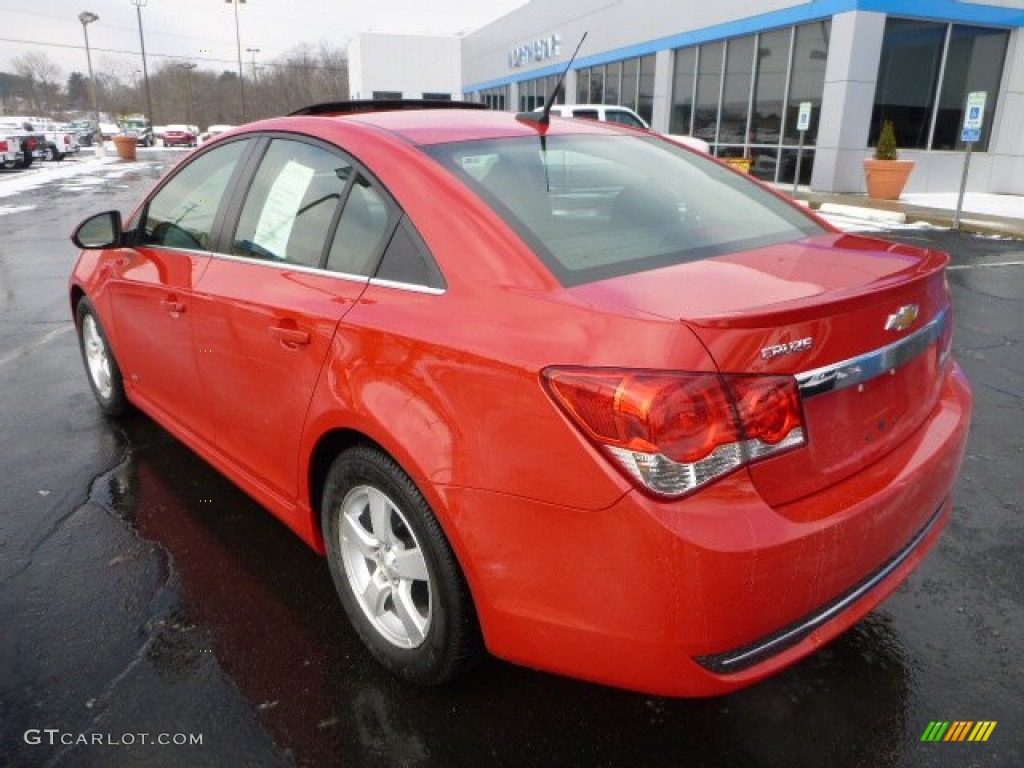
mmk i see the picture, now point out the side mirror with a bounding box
[71,211,123,249]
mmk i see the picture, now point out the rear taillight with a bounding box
[26,137,37,151]
[0,140,8,152]
[63,135,71,145]
[544,368,805,497]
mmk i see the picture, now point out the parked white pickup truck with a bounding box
[33,119,81,161]
[0,131,18,169]
[0,120,46,168]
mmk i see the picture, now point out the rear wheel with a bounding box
[76,298,128,417]
[322,446,482,685]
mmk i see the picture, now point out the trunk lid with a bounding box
[571,232,952,507]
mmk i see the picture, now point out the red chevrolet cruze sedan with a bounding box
[69,102,972,696]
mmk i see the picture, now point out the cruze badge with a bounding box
[885,304,919,332]
[761,337,814,360]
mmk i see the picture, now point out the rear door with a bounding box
[192,136,398,501]
[107,139,252,428]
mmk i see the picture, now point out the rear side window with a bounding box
[571,109,600,121]
[326,174,394,276]
[141,140,248,250]
[233,139,351,267]
[374,217,446,290]
[605,110,646,129]
[425,135,823,287]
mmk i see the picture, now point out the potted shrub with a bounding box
[863,120,914,200]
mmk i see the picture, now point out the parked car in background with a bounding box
[69,102,972,698]
[540,104,711,153]
[197,124,234,144]
[0,132,18,169]
[66,119,98,147]
[162,124,198,147]
[153,125,168,143]
[120,115,154,147]
[0,120,45,168]
[31,120,81,161]
[99,123,120,141]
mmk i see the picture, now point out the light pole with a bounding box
[246,47,260,81]
[130,0,155,129]
[78,11,105,158]
[226,0,247,121]
[179,63,197,128]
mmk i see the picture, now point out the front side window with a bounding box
[426,135,823,287]
[232,139,351,267]
[141,139,248,250]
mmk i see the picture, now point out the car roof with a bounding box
[252,108,629,147]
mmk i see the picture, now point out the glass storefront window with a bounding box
[785,20,829,145]
[589,66,605,103]
[670,47,696,135]
[752,28,790,145]
[695,41,724,143]
[872,18,1008,152]
[576,69,590,104]
[720,35,755,148]
[871,19,945,149]
[638,55,656,124]
[933,25,1009,151]
[605,61,622,105]
[621,57,639,111]
[573,55,655,122]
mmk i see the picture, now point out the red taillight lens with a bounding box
[728,377,802,445]
[544,368,805,497]
[64,135,71,145]
[0,140,8,152]
[26,138,37,151]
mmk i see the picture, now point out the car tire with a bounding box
[76,298,128,417]
[322,445,483,685]
[19,155,33,169]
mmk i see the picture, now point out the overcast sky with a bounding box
[1,0,526,81]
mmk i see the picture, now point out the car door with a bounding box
[107,139,252,429]
[192,136,397,503]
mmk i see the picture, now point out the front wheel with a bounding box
[76,298,128,417]
[322,446,482,685]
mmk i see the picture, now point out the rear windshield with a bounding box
[424,134,824,287]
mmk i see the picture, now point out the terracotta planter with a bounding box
[112,135,137,161]
[863,159,914,200]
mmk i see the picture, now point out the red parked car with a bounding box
[162,123,197,147]
[69,102,972,696]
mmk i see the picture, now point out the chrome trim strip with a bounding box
[694,501,946,674]
[795,309,946,399]
[367,277,445,295]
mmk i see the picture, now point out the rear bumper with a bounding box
[441,363,972,696]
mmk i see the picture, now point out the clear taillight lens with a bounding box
[544,368,805,497]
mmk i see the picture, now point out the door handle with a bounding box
[160,298,185,314]
[270,325,311,347]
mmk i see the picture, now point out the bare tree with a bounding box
[11,51,63,113]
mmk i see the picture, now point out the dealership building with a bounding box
[352,1,1024,195]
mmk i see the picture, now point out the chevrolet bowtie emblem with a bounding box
[885,304,919,332]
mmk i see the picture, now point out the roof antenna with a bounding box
[516,32,587,126]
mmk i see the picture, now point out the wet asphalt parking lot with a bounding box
[1,152,1021,767]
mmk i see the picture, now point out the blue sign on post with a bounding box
[961,128,981,143]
